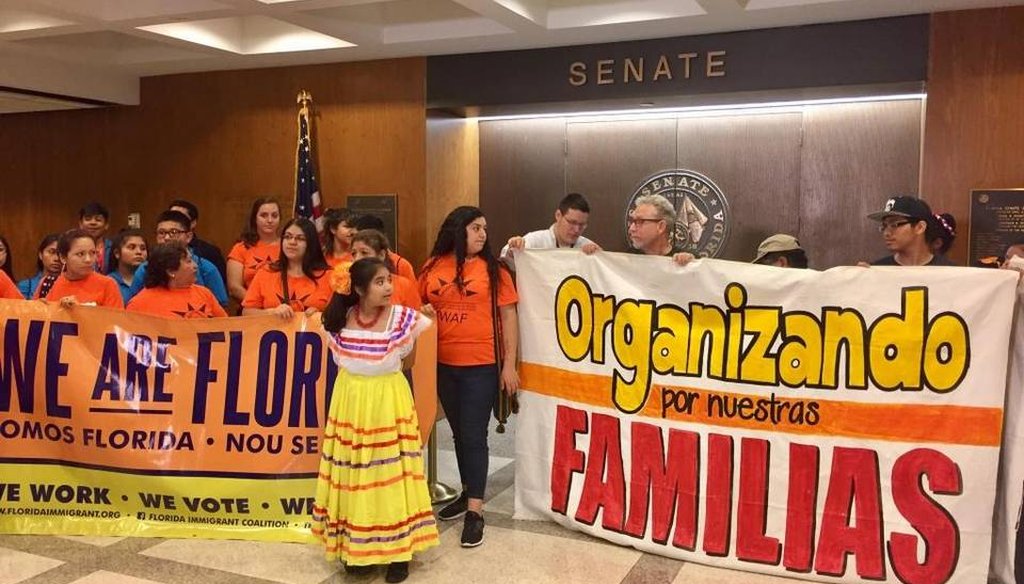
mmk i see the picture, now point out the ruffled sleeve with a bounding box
[388,305,432,353]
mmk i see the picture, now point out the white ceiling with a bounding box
[1,0,1022,111]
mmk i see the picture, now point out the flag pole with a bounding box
[293,90,313,220]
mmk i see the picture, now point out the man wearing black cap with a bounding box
[866,196,955,266]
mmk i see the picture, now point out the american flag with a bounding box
[294,100,324,232]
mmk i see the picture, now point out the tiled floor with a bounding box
[0,421,810,584]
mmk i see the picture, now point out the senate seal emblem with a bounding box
[625,169,730,258]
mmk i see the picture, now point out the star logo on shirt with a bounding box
[171,303,215,318]
[429,277,479,298]
[276,290,313,310]
[248,254,274,273]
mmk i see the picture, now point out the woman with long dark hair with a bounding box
[126,242,226,318]
[417,205,519,548]
[313,258,438,583]
[41,229,122,308]
[242,217,331,317]
[226,197,281,302]
[17,233,62,299]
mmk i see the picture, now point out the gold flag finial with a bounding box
[297,90,312,105]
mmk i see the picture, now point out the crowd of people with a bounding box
[0,190,1002,582]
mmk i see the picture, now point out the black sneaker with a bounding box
[461,511,485,547]
[437,492,468,521]
[384,562,409,583]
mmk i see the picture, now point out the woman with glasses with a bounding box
[242,217,332,318]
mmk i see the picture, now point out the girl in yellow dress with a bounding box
[312,257,438,583]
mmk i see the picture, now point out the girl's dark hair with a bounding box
[423,205,507,295]
[35,233,60,273]
[0,235,13,280]
[322,257,388,333]
[239,197,281,247]
[108,228,148,274]
[144,242,188,289]
[930,212,957,255]
[57,229,95,258]
[270,217,329,302]
[322,208,356,258]
[352,229,396,272]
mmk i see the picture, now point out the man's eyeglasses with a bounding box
[156,229,189,238]
[628,217,662,227]
[878,220,912,233]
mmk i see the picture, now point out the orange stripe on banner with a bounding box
[519,362,1003,447]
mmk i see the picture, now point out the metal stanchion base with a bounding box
[429,481,459,505]
[426,422,459,505]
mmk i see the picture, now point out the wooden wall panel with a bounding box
[426,114,480,257]
[479,101,921,267]
[566,119,677,252]
[478,119,566,257]
[676,113,802,262]
[922,6,1024,264]
[0,58,427,279]
[800,100,922,268]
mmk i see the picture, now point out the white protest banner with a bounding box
[513,250,1017,584]
[992,287,1024,584]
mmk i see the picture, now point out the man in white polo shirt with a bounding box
[502,193,600,267]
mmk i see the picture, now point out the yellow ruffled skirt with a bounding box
[311,370,439,565]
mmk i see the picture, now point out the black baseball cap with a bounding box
[867,196,932,221]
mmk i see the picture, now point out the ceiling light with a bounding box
[139,16,353,55]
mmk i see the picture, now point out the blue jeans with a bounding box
[437,363,498,500]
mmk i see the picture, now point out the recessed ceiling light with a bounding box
[0,9,75,34]
[139,16,353,54]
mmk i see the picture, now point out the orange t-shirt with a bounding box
[419,255,517,366]
[325,251,353,268]
[0,271,21,300]
[44,272,124,308]
[228,241,280,287]
[391,274,421,310]
[127,285,228,319]
[390,252,416,280]
[242,269,333,311]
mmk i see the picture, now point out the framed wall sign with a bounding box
[968,188,1024,266]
